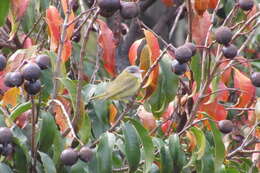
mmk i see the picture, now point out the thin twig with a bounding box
[169,3,185,39]
[178,118,209,135]
[186,0,192,41]
[30,96,37,173]
[66,7,97,27]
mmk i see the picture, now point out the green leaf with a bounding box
[148,55,178,117]
[52,128,64,165]
[169,134,186,173]
[71,161,87,173]
[160,146,173,173]
[97,132,113,173]
[198,140,215,173]
[38,111,57,152]
[59,78,77,111]
[78,112,91,144]
[0,0,10,26]
[10,102,31,121]
[190,127,206,159]
[190,53,201,91]
[127,118,154,173]
[39,152,57,173]
[209,120,225,173]
[0,163,13,173]
[122,122,141,173]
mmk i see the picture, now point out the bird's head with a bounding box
[124,66,144,78]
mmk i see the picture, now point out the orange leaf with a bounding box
[219,61,232,84]
[96,19,116,77]
[62,40,72,62]
[216,81,229,102]
[192,11,211,45]
[186,131,197,152]
[143,30,160,98]
[194,0,209,16]
[2,87,20,107]
[46,6,63,51]
[61,0,75,40]
[109,103,118,126]
[233,68,256,108]
[208,0,217,9]
[53,96,72,134]
[160,0,174,7]
[128,39,143,65]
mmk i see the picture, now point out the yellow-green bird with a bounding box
[90,66,143,101]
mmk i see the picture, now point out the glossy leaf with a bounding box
[233,67,256,108]
[97,132,113,173]
[97,19,116,77]
[39,151,57,173]
[127,118,154,173]
[194,0,209,15]
[190,127,206,159]
[0,0,10,26]
[129,38,143,65]
[39,111,57,152]
[209,119,225,173]
[0,163,13,173]
[45,6,63,51]
[122,122,141,173]
[10,101,31,121]
[169,134,186,173]
[192,11,211,45]
[160,146,173,173]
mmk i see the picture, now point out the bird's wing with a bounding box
[92,73,138,100]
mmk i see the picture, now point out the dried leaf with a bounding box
[109,103,118,126]
[233,68,256,108]
[128,39,143,65]
[97,19,116,77]
[194,0,209,16]
[46,6,63,51]
[192,11,211,45]
[2,87,20,107]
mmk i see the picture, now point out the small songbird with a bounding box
[90,66,143,101]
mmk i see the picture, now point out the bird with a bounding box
[90,66,143,101]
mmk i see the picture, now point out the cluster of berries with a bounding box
[60,146,93,166]
[171,42,196,75]
[2,54,50,95]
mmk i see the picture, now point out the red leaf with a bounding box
[219,61,232,84]
[128,39,143,65]
[208,0,217,9]
[61,40,72,62]
[45,6,63,51]
[96,19,116,77]
[192,11,211,45]
[160,0,174,7]
[138,106,156,131]
[194,0,209,16]
[20,34,34,48]
[233,68,256,108]
[61,0,75,40]
[10,0,30,20]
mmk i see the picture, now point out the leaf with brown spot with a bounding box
[233,67,256,108]
[96,19,116,77]
[46,6,63,51]
[2,87,20,107]
[192,11,211,45]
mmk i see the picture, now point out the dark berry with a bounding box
[72,32,81,42]
[97,0,120,11]
[35,54,51,70]
[175,46,192,64]
[4,72,24,87]
[120,2,140,19]
[171,60,187,75]
[218,120,233,134]
[21,63,41,81]
[60,148,78,166]
[184,42,196,56]
[0,54,7,71]
[79,146,93,163]
[239,0,254,11]
[24,80,41,95]
[2,143,13,156]
[0,127,13,144]
[251,72,260,87]
[222,44,237,59]
[215,26,233,45]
